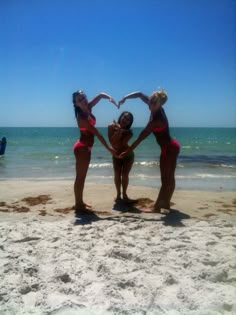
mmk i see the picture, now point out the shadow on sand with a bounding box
[74,198,191,227]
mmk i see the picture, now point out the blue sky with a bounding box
[0,0,235,127]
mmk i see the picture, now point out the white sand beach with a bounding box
[0,180,236,315]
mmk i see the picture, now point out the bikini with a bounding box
[73,115,96,152]
[153,125,180,157]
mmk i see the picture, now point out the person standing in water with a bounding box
[108,111,135,203]
[118,89,180,212]
[0,137,7,155]
[73,90,117,215]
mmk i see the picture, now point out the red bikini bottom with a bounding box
[161,139,180,158]
[73,140,92,152]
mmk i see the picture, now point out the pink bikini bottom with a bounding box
[73,140,92,152]
[161,139,180,158]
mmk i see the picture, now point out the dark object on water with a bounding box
[0,137,7,155]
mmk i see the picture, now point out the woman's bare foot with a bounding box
[153,200,171,214]
[75,207,95,215]
[74,202,92,210]
[123,195,137,204]
[83,202,92,209]
[141,205,161,213]
[140,207,156,213]
[154,200,170,210]
[74,201,94,215]
[115,195,122,203]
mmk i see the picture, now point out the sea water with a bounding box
[0,127,235,191]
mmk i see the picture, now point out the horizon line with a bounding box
[1,126,235,129]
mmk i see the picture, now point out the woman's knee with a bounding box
[161,174,175,184]
[122,172,129,181]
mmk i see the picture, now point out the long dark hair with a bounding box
[118,111,134,129]
[72,90,88,118]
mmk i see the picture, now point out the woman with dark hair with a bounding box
[108,111,135,202]
[118,90,180,212]
[73,90,117,214]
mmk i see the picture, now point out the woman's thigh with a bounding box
[122,152,134,176]
[75,147,91,176]
[112,157,123,177]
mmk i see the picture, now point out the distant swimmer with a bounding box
[0,137,7,155]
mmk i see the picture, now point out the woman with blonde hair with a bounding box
[118,89,180,212]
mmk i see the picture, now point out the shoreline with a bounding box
[0,176,235,192]
[0,180,235,223]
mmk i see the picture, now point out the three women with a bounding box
[72,88,180,214]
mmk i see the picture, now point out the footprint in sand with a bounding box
[206,241,217,246]
[201,259,219,267]
[217,208,233,215]
[203,213,216,218]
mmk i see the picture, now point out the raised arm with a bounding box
[89,92,118,109]
[118,92,150,107]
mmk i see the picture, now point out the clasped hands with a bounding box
[109,97,126,109]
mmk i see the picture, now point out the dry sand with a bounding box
[0,180,236,315]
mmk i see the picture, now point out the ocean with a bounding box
[0,127,235,191]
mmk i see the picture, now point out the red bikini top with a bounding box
[80,115,96,131]
[152,124,167,133]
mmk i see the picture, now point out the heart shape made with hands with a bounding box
[110,97,127,109]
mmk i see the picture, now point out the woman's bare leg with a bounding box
[112,157,122,201]
[122,153,134,200]
[154,148,178,211]
[74,148,91,210]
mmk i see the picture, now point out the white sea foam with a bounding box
[219,164,236,169]
[89,163,112,168]
[194,173,236,179]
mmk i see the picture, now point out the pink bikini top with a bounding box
[153,124,167,133]
[80,115,96,131]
